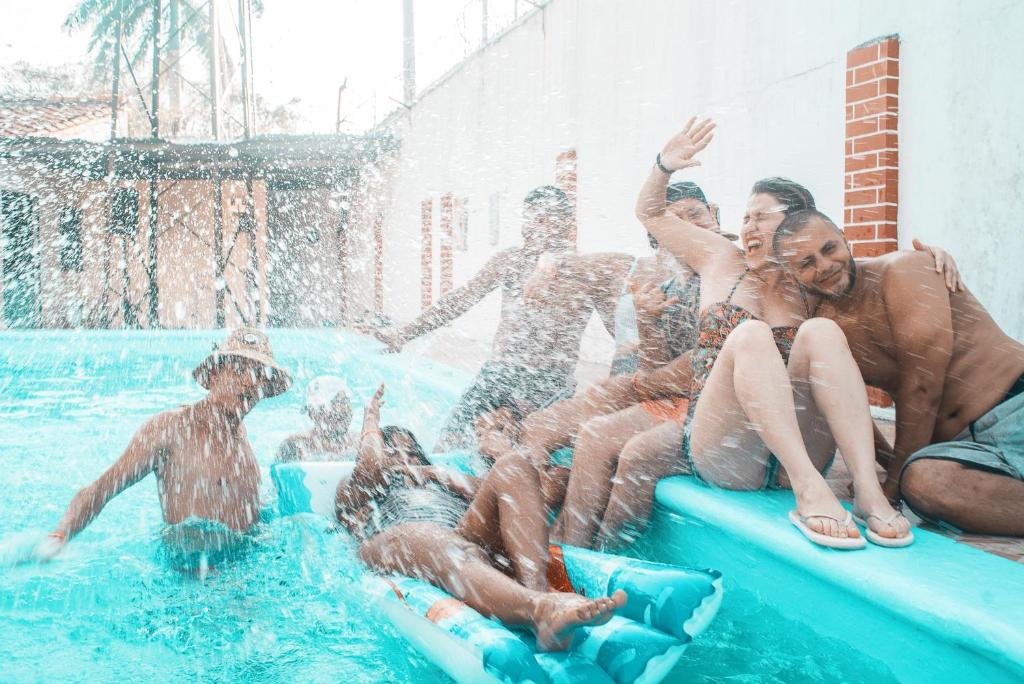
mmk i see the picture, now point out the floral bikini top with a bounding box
[689,270,809,399]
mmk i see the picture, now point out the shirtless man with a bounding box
[774,210,1024,535]
[277,376,357,461]
[374,186,588,451]
[35,329,292,566]
[336,385,625,651]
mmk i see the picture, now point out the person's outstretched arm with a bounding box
[635,117,739,275]
[336,384,390,524]
[381,250,513,351]
[882,255,955,501]
[40,414,166,558]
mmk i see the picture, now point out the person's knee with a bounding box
[491,450,537,485]
[798,317,848,349]
[727,319,774,352]
[901,459,959,515]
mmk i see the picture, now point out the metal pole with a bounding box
[208,0,221,140]
[213,177,225,327]
[239,0,252,139]
[148,0,161,326]
[402,0,415,106]
[108,0,123,143]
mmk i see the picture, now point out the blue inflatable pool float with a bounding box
[272,460,723,683]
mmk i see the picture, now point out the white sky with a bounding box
[0,0,526,133]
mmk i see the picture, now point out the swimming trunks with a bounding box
[159,517,255,573]
[681,270,808,489]
[364,482,471,539]
[901,373,1024,507]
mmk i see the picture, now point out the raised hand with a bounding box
[361,383,385,436]
[912,238,963,293]
[629,279,680,322]
[658,116,716,172]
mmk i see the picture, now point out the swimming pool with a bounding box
[1,329,901,682]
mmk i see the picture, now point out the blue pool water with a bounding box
[0,330,898,683]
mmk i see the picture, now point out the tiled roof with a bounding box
[0,98,109,138]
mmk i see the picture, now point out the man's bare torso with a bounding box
[819,252,1024,441]
[152,405,262,531]
[491,248,595,369]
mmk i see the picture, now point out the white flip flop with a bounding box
[788,510,867,550]
[853,509,915,548]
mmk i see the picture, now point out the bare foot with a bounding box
[532,589,627,651]
[794,479,861,540]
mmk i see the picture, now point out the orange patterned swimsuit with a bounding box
[682,271,805,489]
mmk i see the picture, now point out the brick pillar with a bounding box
[373,213,384,314]
[420,198,433,310]
[844,36,899,258]
[555,148,578,245]
[845,35,900,407]
[439,193,454,295]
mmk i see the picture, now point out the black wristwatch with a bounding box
[655,153,673,174]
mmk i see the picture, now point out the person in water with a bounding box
[774,209,1024,536]
[277,376,358,462]
[35,329,292,569]
[373,186,592,452]
[616,116,912,550]
[335,384,626,651]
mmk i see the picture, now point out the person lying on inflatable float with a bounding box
[335,383,626,651]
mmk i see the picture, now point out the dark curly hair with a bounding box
[380,425,431,466]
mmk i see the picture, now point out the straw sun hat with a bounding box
[192,328,292,398]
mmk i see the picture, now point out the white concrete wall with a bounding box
[370,0,1024,355]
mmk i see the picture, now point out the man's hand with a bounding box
[657,116,716,172]
[629,279,679,322]
[31,533,66,563]
[372,328,404,354]
[912,238,963,293]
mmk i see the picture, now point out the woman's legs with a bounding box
[457,454,550,591]
[360,522,625,651]
[785,319,910,539]
[595,420,688,550]
[688,320,857,539]
[556,405,662,547]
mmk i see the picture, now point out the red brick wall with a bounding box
[439,193,454,295]
[845,36,899,408]
[555,148,578,246]
[844,36,899,259]
[420,198,433,310]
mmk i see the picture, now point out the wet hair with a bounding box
[771,208,843,255]
[650,181,710,249]
[476,396,525,425]
[665,181,708,207]
[523,185,572,225]
[380,425,431,466]
[750,177,816,214]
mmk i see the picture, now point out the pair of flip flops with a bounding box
[788,509,914,550]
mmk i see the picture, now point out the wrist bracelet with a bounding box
[631,372,646,399]
[655,153,673,175]
[48,530,66,542]
[360,428,380,441]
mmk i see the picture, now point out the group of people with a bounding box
[35,117,1024,651]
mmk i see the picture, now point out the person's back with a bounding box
[154,405,262,531]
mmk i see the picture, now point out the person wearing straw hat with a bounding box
[34,328,292,570]
[276,375,358,462]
